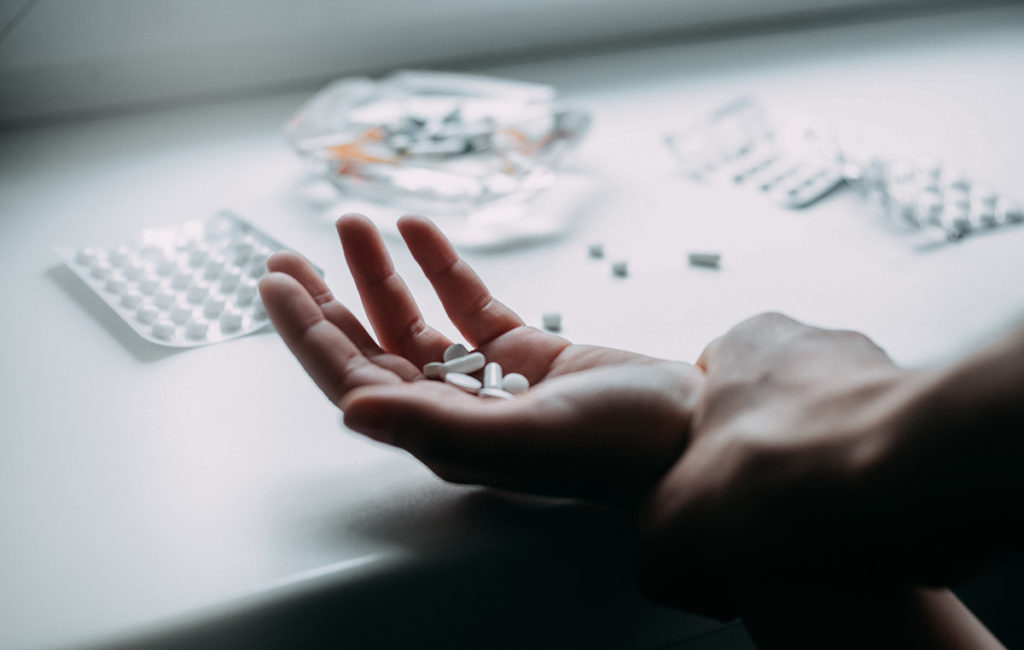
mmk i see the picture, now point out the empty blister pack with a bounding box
[665,97,845,208]
[57,211,321,347]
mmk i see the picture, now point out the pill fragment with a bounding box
[136,304,159,324]
[541,312,562,332]
[484,362,502,388]
[442,351,485,375]
[423,362,444,379]
[611,260,628,277]
[479,387,515,400]
[688,252,721,268]
[445,372,482,393]
[502,373,529,395]
[443,343,469,362]
[151,319,176,340]
[587,243,605,259]
[220,308,243,331]
[185,317,209,339]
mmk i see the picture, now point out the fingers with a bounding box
[398,215,524,347]
[259,272,404,404]
[337,214,452,367]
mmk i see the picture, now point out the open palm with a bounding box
[260,214,702,501]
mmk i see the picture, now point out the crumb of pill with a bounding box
[688,252,721,268]
[541,312,562,332]
[587,243,604,259]
[611,260,628,277]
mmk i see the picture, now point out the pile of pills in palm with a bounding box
[57,211,320,348]
[424,343,529,400]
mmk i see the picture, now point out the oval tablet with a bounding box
[445,372,482,393]
[442,351,485,375]
[502,373,529,395]
[443,343,469,362]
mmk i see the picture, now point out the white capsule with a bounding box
[187,281,209,304]
[151,319,176,340]
[154,288,176,309]
[445,372,482,393]
[233,239,254,264]
[136,304,159,324]
[202,294,226,317]
[688,252,721,268]
[120,290,143,308]
[423,362,444,379]
[442,351,485,375]
[502,372,529,395]
[611,260,629,277]
[170,303,193,325]
[237,280,257,305]
[171,269,192,289]
[123,260,146,280]
[104,276,126,293]
[220,267,241,291]
[75,248,98,266]
[541,312,562,332]
[484,362,502,388]
[188,247,209,267]
[185,317,209,339]
[479,387,515,400]
[587,242,605,259]
[203,255,225,279]
[156,257,177,276]
[443,343,469,362]
[220,308,243,331]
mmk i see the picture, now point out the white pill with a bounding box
[202,294,226,317]
[611,260,629,277]
[445,372,482,393]
[237,280,257,305]
[251,296,267,320]
[541,312,562,332]
[220,267,241,291]
[170,303,193,325]
[502,373,529,395]
[479,387,515,400]
[120,290,143,308]
[588,243,605,259]
[156,257,177,276]
[185,317,209,339]
[90,262,111,279]
[249,252,270,278]
[423,362,444,379]
[233,240,254,264]
[188,247,208,267]
[136,304,159,324]
[442,351,485,374]
[138,277,160,295]
[484,362,502,388]
[187,281,209,304]
[108,246,130,266]
[154,288,176,309]
[688,252,721,268]
[203,256,225,279]
[104,276,126,293]
[75,248,98,266]
[171,269,192,289]
[443,343,469,362]
[123,260,146,280]
[151,319,176,340]
[220,308,243,331]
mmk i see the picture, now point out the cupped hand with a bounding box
[259,214,702,501]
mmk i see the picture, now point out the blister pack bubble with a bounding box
[57,211,321,348]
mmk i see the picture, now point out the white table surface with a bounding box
[2,6,1024,649]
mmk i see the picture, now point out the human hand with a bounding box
[259,214,703,501]
[636,313,922,619]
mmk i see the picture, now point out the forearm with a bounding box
[739,585,1004,650]
[866,321,1024,582]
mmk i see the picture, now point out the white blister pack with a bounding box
[57,211,320,348]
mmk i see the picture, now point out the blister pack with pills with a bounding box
[665,97,845,209]
[57,211,321,347]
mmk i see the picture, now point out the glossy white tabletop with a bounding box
[2,6,1023,649]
